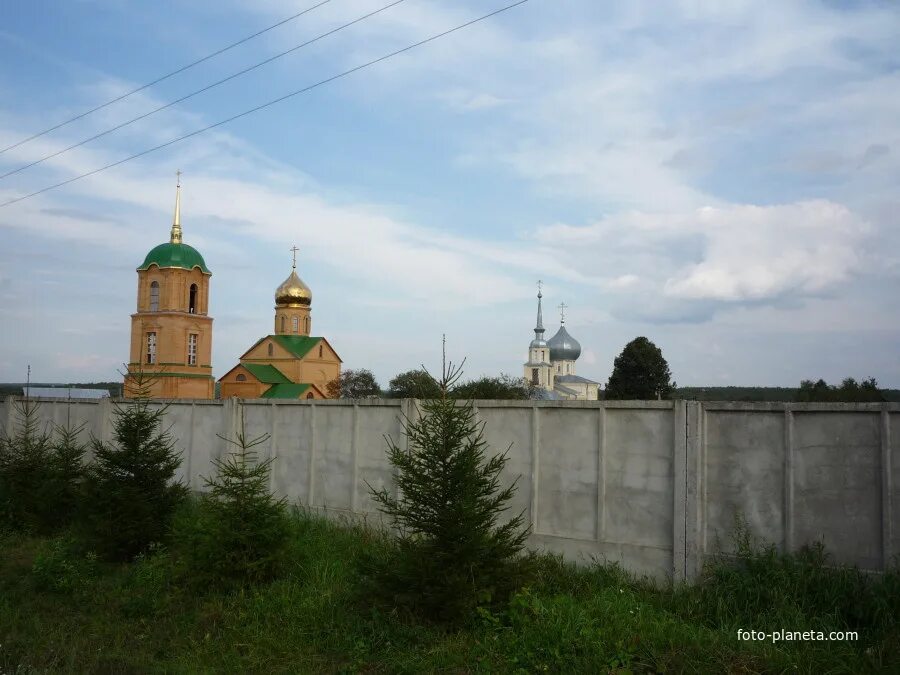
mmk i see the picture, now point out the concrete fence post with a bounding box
[882,407,893,569]
[595,405,607,543]
[673,399,687,582]
[784,408,795,553]
[98,397,113,445]
[685,401,703,581]
[530,405,541,532]
[308,403,317,507]
[351,403,360,512]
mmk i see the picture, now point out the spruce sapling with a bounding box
[369,338,530,624]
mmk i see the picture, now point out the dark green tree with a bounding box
[178,409,290,586]
[387,368,442,399]
[81,371,187,560]
[605,336,674,400]
[0,397,87,534]
[452,374,537,400]
[370,346,530,625]
[326,368,381,399]
[0,397,53,532]
[795,377,884,402]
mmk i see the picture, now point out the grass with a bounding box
[1,507,898,674]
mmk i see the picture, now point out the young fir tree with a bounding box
[369,340,530,625]
[48,419,88,528]
[81,370,187,561]
[0,397,53,532]
[181,409,290,586]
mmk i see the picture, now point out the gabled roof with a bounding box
[262,383,311,398]
[554,384,580,396]
[555,374,600,385]
[242,363,291,384]
[269,334,321,359]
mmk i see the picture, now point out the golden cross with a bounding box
[290,245,299,269]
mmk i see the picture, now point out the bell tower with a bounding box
[125,174,214,399]
[524,281,553,391]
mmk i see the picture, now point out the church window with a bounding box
[280,316,285,333]
[189,284,198,313]
[268,342,274,357]
[319,345,323,358]
[306,317,310,333]
[146,332,157,364]
[531,368,539,385]
[149,281,159,311]
[292,316,299,333]
[557,365,561,373]
[306,392,314,400]
[188,334,197,365]
[236,374,246,382]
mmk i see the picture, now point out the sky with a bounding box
[0,0,898,389]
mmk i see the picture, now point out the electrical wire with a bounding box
[0,0,410,181]
[0,0,332,156]
[0,0,532,210]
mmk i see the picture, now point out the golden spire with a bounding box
[170,170,183,244]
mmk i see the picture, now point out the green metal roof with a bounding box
[138,242,211,274]
[262,383,311,399]
[242,363,291,384]
[269,335,321,359]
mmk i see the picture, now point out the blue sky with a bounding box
[0,0,898,388]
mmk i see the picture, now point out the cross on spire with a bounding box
[290,245,299,269]
[176,169,182,187]
[537,279,543,297]
[558,301,568,324]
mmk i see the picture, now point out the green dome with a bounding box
[138,242,210,274]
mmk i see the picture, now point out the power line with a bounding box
[0,0,409,182]
[0,0,332,156]
[0,0,532,210]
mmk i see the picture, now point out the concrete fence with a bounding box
[2,396,897,581]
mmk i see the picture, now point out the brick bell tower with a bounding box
[125,174,214,399]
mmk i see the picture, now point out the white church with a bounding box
[523,284,601,400]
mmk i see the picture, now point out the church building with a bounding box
[125,177,214,399]
[218,248,341,399]
[523,284,600,400]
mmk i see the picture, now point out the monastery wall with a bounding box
[3,396,898,581]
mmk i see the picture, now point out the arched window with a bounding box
[236,374,246,382]
[149,281,159,312]
[305,317,310,333]
[189,284,198,313]
[318,345,323,358]
[531,368,539,385]
[267,343,274,357]
[280,316,286,333]
[306,392,314,400]
[292,316,299,333]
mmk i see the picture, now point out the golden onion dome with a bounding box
[275,269,312,307]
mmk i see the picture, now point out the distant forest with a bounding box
[1,382,898,402]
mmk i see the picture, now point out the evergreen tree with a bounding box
[0,397,53,532]
[48,420,88,528]
[81,371,187,560]
[369,342,530,624]
[606,336,674,400]
[179,410,291,586]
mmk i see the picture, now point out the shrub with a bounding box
[368,345,531,625]
[31,535,97,594]
[80,374,187,561]
[177,412,291,587]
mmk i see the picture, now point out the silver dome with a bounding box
[529,337,548,349]
[548,325,581,361]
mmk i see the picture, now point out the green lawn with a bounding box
[1,512,897,674]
